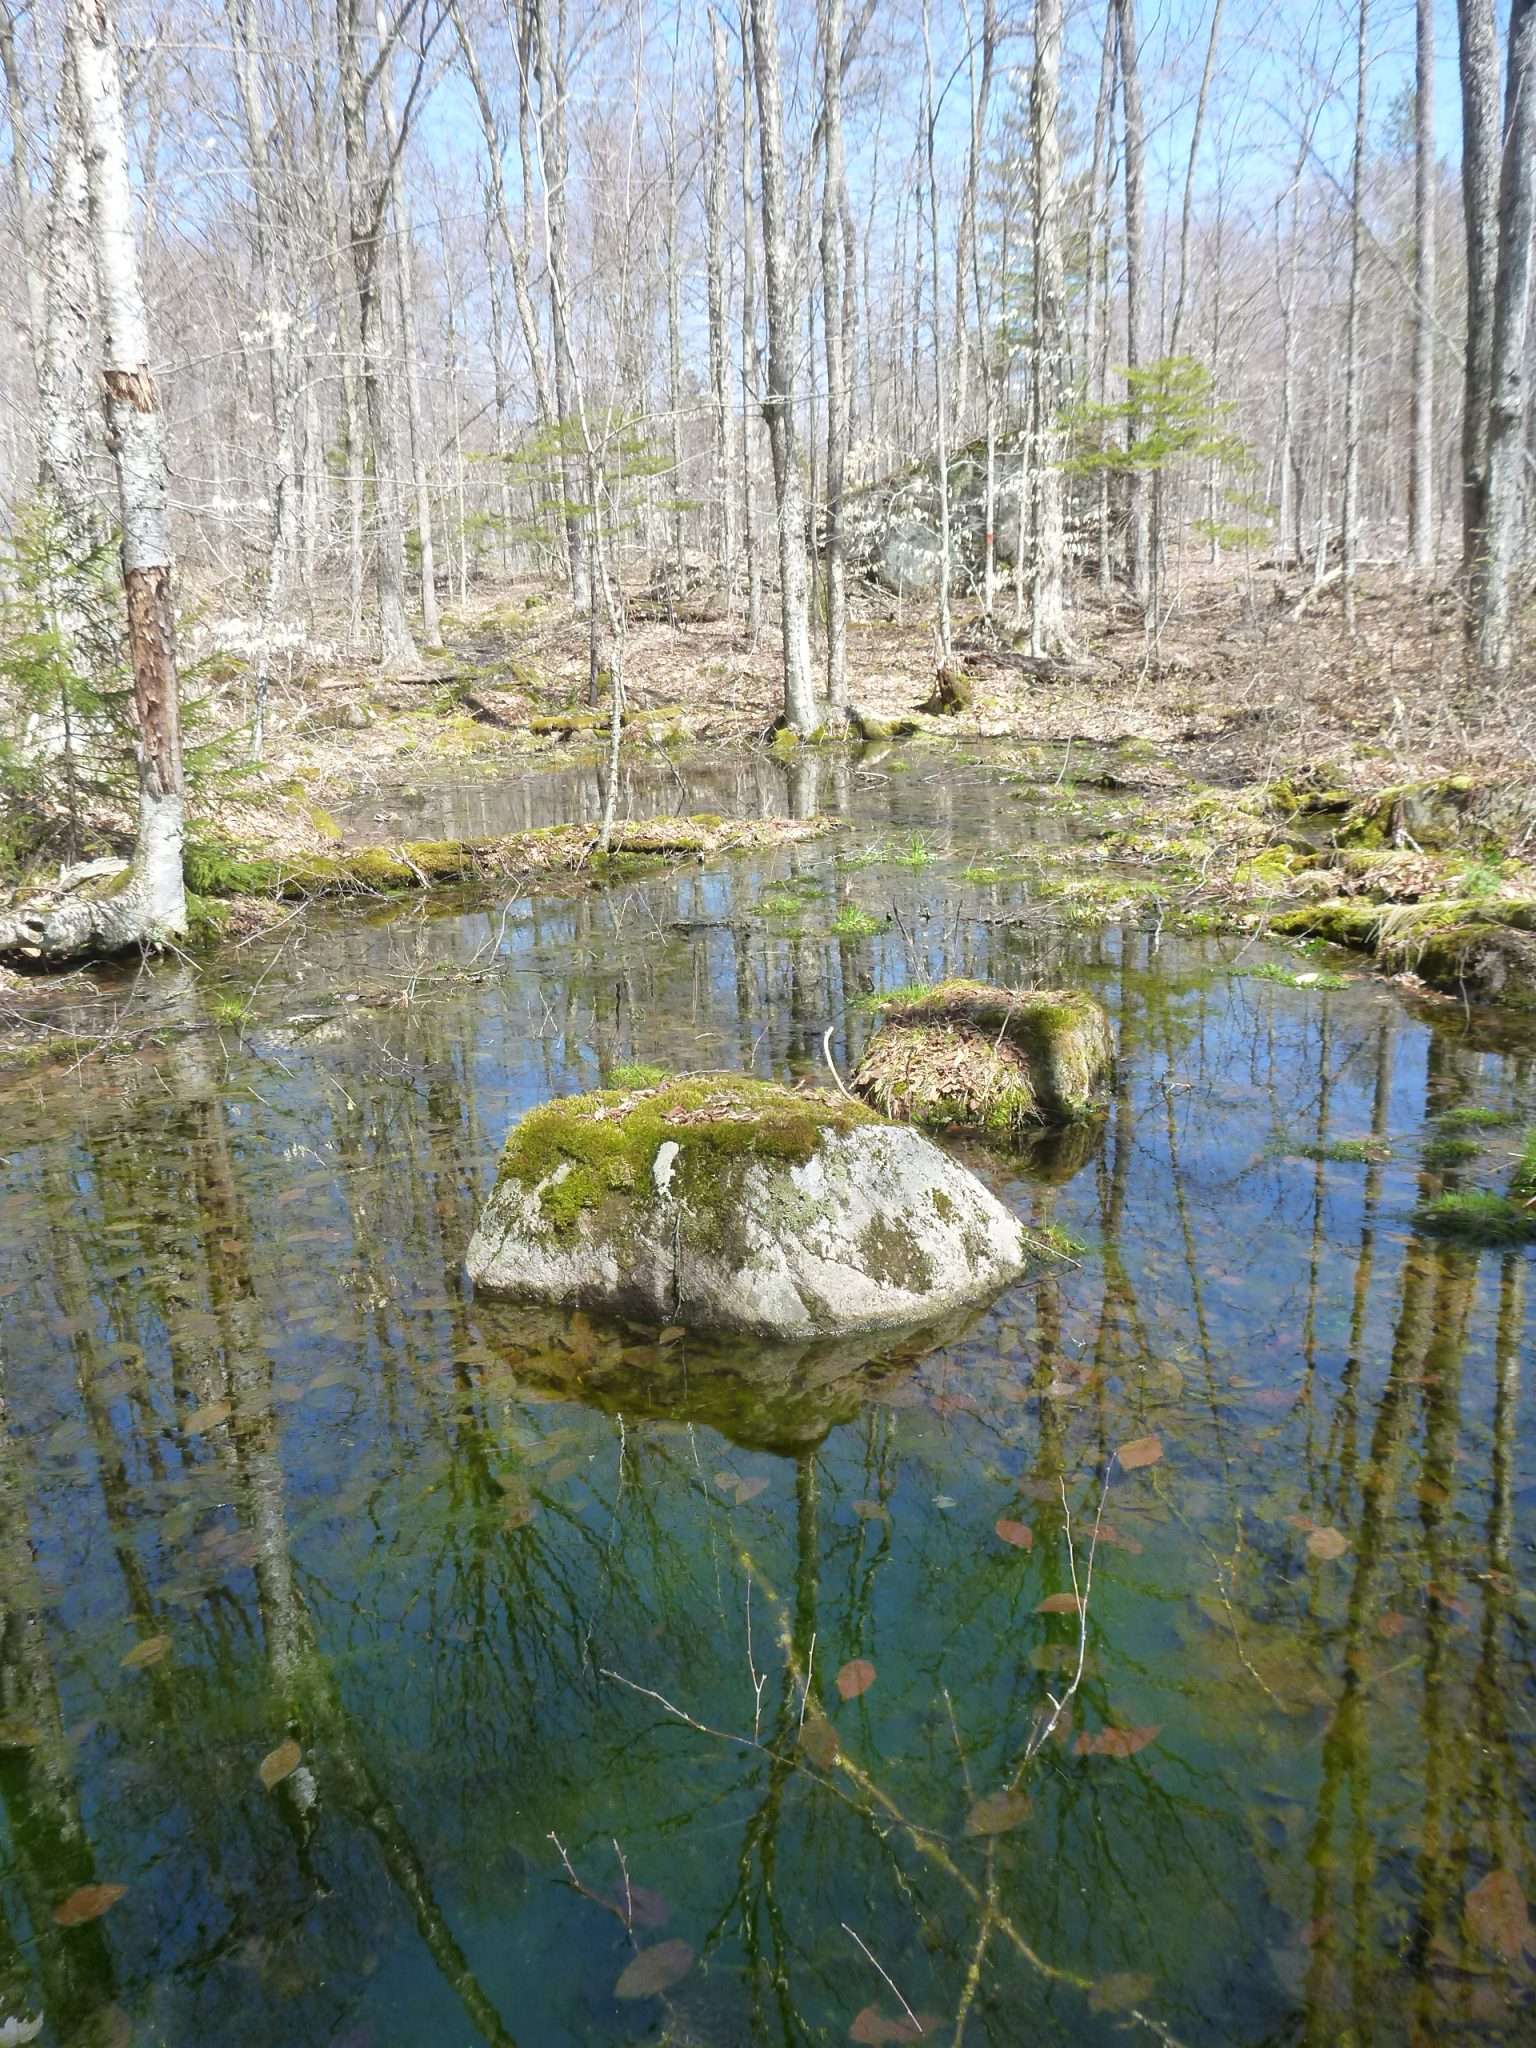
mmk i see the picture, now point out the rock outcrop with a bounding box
[852,981,1113,1132]
[466,1074,1037,1339]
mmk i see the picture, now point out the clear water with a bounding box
[2,748,1533,2047]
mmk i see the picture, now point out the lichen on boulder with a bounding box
[465,1072,1037,1339]
[851,980,1112,1132]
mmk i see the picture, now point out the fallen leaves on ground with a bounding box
[52,1883,127,1927]
[259,1738,302,1790]
[1075,1724,1160,1758]
[614,1938,694,1999]
[836,1658,877,1701]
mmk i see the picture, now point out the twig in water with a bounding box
[822,1024,859,1102]
[842,1922,925,2035]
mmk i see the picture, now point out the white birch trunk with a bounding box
[2,0,186,961]
[749,0,818,732]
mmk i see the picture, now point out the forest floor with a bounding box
[3,559,1535,1049]
[234,559,1532,831]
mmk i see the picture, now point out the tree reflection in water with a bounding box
[0,752,1532,2044]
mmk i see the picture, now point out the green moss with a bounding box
[604,1061,671,1089]
[1436,1104,1518,1131]
[1240,962,1349,991]
[1512,1127,1536,1198]
[830,905,882,938]
[1270,900,1386,949]
[1233,847,1304,893]
[1417,1190,1536,1246]
[1274,1133,1390,1165]
[848,982,937,1013]
[498,1073,880,1236]
[1421,1134,1481,1168]
[960,865,1007,884]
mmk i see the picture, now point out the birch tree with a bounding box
[2,0,187,959]
[1028,0,1071,656]
[748,0,818,733]
[819,0,849,719]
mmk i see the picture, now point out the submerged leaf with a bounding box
[182,1400,231,1436]
[1305,1526,1349,1561]
[52,1883,127,1927]
[120,1634,171,1670]
[614,1937,694,1999]
[1116,1435,1163,1471]
[964,1788,1031,1837]
[1465,1867,1532,1962]
[1075,1723,1159,1758]
[1089,1971,1156,2013]
[836,1658,877,1701]
[799,1710,840,1769]
[849,2009,936,2044]
[259,1738,302,1790]
[1036,1592,1083,1615]
[994,1518,1034,1550]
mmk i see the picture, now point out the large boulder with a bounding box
[466,1073,1036,1340]
[852,981,1113,1132]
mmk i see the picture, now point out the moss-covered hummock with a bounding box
[497,1073,878,1236]
[851,979,1112,1132]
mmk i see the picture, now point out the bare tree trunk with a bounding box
[0,3,44,383]
[706,8,733,588]
[740,14,762,640]
[664,79,686,585]
[3,0,186,962]
[920,0,953,660]
[1408,0,1435,574]
[1341,0,1368,635]
[380,63,441,648]
[337,0,415,666]
[37,67,93,548]
[229,0,301,755]
[1115,0,1149,607]
[1029,0,1072,657]
[819,0,849,719]
[533,0,590,609]
[1474,0,1536,666]
[1456,0,1501,577]
[749,0,818,732]
[450,0,554,425]
[1168,0,1224,359]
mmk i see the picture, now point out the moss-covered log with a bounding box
[3,814,836,966]
[852,979,1113,1131]
[1272,896,1536,1009]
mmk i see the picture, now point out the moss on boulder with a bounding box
[850,980,1113,1132]
[466,1071,1039,1338]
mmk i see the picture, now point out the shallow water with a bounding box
[2,748,1534,2047]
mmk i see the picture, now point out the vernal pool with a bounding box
[0,749,1532,2046]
